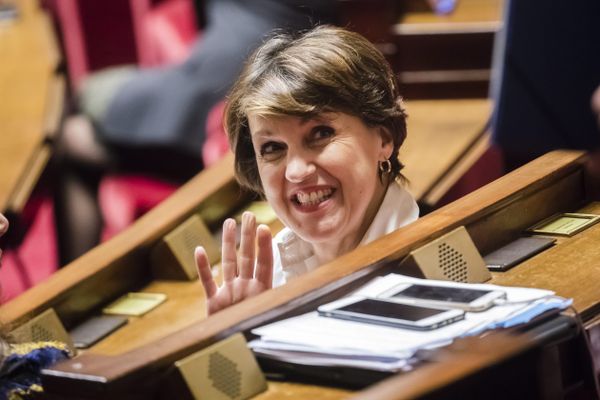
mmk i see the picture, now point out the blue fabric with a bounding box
[0,342,70,400]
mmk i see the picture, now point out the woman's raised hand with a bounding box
[195,211,273,315]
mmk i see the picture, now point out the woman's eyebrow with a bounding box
[301,113,336,125]
[250,126,275,138]
[252,129,271,137]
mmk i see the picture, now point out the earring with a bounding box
[378,159,392,174]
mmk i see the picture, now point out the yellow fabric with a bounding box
[8,341,68,356]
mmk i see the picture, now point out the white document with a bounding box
[250,274,571,371]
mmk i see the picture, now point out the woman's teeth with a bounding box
[296,189,333,206]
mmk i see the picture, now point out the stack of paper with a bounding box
[249,274,571,372]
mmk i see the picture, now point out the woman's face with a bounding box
[249,112,393,249]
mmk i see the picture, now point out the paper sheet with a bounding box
[250,274,572,371]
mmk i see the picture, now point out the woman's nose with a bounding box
[285,154,316,183]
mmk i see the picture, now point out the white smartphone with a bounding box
[317,297,465,330]
[379,283,506,312]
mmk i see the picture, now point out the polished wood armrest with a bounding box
[0,0,62,215]
[1,153,246,327]
[36,150,596,398]
[350,333,532,400]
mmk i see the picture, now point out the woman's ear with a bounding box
[378,126,394,160]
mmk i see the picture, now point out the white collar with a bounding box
[274,183,419,282]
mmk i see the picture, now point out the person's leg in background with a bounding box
[53,67,137,266]
[53,116,112,266]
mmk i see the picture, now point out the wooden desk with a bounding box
[393,0,504,98]
[400,0,504,27]
[4,151,598,398]
[488,201,600,321]
[400,98,492,204]
[0,0,63,215]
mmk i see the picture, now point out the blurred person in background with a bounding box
[54,0,339,265]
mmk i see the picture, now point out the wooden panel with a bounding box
[349,334,532,400]
[400,99,492,201]
[255,382,350,400]
[0,0,59,212]
[0,153,244,327]
[400,0,504,26]
[392,0,504,99]
[33,150,594,398]
[489,202,600,321]
[339,0,398,46]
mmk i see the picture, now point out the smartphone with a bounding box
[484,236,556,272]
[317,297,464,330]
[379,283,506,312]
[69,315,128,349]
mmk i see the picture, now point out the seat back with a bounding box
[130,0,198,67]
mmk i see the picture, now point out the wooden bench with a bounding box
[393,0,504,99]
[3,150,598,398]
[0,0,64,216]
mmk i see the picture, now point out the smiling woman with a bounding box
[195,25,419,315]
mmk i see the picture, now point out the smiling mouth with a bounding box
[293,188,334,206]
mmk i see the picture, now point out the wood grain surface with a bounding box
[0,0,59,212]
[400,99,491,200]
[35,151,591,399]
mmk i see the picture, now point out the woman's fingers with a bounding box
[238,212,256,279]
[195,246,217,298]
[254,224,273,288]
[221,218,237,282]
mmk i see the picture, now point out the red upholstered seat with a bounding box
[0,195,58,302]
[98,176,178,241]
[98,0,201,240]
[99,99,229,240]
[202,101,230,168]
[1,0,229,301]
[132,0,199,67]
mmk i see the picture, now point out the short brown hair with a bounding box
[225,25,407,195]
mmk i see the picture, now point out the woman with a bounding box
[54,0,339,266]
[0,214,70,400]
[195,25,419,314]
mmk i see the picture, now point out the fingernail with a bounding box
[242,211,255,225]
[257,224,270,233]
[224,218,235,230]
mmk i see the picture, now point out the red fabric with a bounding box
[1,0,221,300]
[137,0,199,67]
[0,197,58,303]
[99,97,229,240]
[202,101,230,167]
[49,0,138,89]
[98,0,200,241]
[99,176,177,240]
[51,0,89,88]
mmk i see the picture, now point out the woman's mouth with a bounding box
[293,188,334,206]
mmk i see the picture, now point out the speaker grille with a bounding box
[208,351,242,399]
[182,230,201,251]
[437,242,468,282]
[31,324,54,342]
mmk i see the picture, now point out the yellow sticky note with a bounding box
[103,293,167,316]
[527,213,600,236]
[235,201,278,225]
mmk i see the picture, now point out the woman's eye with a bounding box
[260,141,285,159]
[312,126,334,141]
